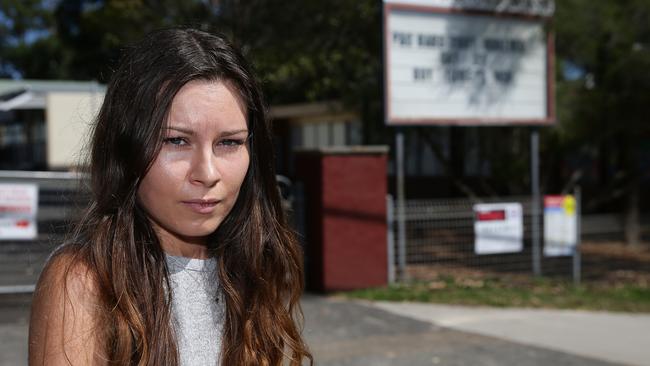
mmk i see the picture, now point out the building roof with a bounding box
[269,101,345,119]
[268,101,359,124]
[0,79,106,111]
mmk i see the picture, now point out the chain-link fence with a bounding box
[0,171,298,294]
[3,171,648,293]
[0,171,85,293]
[387,194,650,284]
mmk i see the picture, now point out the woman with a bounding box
[29,28,312,366]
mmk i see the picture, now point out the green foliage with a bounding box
[549,0,650,217]
[554,0,650,142]
[344,276,650,313]
[0,0,216,80]
[2,1,648,200]
[219,0,381,102]
[0,0,54,77]
[1,0,385,140]
[0,0,52,39]
[216,0,384,142]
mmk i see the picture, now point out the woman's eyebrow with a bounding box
[220,129,249,137]
[166,127,248,137]
[166,126,195,135]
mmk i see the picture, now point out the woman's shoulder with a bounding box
[31,242,101,323]
[36,243,97,296]
[29,242,105,365]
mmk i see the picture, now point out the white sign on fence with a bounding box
[474,202,523,254]
[0,183,38,240]
[544,195,577,256]
[384,2,553,125]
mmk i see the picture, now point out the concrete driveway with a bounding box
[368,300,650,366]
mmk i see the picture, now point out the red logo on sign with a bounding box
[15,220,30,228]
[544,195,564,207]
[476,210,506,221]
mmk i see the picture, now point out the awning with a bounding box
[0,90,45,111]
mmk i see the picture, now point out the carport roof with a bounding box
[0,79,105,111]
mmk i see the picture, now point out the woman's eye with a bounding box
[163,137,188,146]
[218,139,244,147]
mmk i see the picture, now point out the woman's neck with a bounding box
[161,241,210,259]
[154,229,210,259]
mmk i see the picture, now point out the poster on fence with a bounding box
[473,202,523,254]
[0,183,38,240]
[544,195,577,257]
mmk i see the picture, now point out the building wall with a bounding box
[46,91,104,169]
[295,149,389,292]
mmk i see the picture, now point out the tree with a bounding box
[3,1,647,245]
[0,0,56,78]
[0,0,217,81]
[2,0,384,138]
[215,0,384,143]
[553,0,650,246]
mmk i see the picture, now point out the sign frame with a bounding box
[383,1,555,126]
[0,183,38,240]
[473,202,524,255]
[543,194,578,257]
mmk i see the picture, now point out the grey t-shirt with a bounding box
[165,254,225,366]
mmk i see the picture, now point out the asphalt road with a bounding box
[301,295,622,366]
[0,293,622,366]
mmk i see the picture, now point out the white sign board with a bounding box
[0,184,38,240]
[384,3,553,125]
[544,195,577,256]
[383,0,555,17]
[474,202,523,254]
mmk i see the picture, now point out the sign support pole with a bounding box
[396,129,407,281]
[531,128,542,276]
[573,186,582,285]
[386,194,396,284]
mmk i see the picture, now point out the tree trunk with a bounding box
[623,131,641,247]
[624,176,641,247]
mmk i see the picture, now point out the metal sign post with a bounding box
[573,186,582,285]
[396,130,407,281]
[531,128,542,276]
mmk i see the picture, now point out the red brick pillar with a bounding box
[295,146,389,292]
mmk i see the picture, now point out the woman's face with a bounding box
[137,79,250,246]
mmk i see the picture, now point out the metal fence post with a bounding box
[531,128,542,276]
[573,186,582,285]
[386,194,395,285]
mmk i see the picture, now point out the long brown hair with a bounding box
[57,28,312,365]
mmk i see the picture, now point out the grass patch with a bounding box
[344,276,650,313]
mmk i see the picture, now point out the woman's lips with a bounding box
[182,199,219,214]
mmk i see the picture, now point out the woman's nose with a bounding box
[189,148,221,187]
